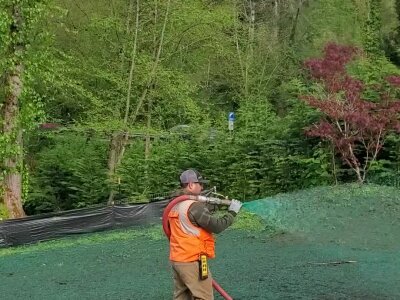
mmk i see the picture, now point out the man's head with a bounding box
[179,169,208,195]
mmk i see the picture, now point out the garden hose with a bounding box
[162,195,233,300]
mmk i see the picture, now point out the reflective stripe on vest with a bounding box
[168,200,215,262]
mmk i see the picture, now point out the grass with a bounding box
[3,183,400,256]
[1,184,400,299]
[0,211,265,258]
[0,225,164,257]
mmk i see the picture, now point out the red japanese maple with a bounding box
[302,43,400,183]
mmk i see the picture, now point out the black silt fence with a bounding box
[0,200,169,248]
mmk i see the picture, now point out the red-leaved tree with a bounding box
[302,43,400,183]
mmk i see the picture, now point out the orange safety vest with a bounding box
[168,199,215,262]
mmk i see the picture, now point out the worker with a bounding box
[168,169,242,300]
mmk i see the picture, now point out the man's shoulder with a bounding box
[189,201,207,208]
[188,201,208,214]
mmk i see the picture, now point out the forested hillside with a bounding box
[2,0,400,217]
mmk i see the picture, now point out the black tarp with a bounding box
[0,200,169,248]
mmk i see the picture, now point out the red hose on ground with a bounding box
[162,195,233,300]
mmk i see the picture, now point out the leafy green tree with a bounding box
[1,0,51,218]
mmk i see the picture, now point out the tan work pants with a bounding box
[171,261,213,300]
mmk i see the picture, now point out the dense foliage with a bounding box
[2,0,400,215]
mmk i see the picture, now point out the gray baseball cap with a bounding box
[180,169,209,184]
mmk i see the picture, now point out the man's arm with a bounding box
[188,202,236,234]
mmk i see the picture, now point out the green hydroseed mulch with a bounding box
[1,184,400,299]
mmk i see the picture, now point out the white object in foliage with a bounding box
[228,112,235,131]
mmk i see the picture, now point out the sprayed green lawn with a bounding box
[1,184,400,299]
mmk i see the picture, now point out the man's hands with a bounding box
[228,199,242,214]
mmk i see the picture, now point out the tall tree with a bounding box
[363,0,383,56]
[107,0,171,204]
[1,0,49,218]
[1,3,26,218]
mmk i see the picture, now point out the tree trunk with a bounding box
[107,132,125,205]
[2,5,26,218]
[289,5,301,45]
[144,97,152,185]
[331,145,338,185]
[244,0,255,97]
[348,145,364,183]
[144,111,152,161]
[272,0,279,41]
[107,0,140,205]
